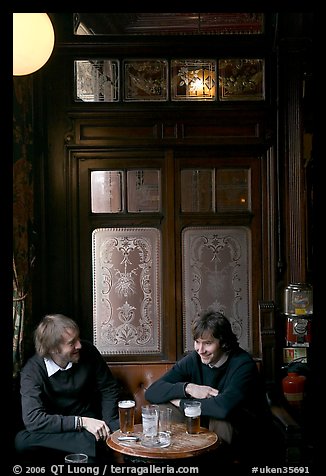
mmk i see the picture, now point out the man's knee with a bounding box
[209,418,234,444]
[15,430,31,454]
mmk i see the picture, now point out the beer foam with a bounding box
[184,406,201,417]
[118,400,135,408]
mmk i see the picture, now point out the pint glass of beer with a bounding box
[184,401,201,434]
[118,400,135,434]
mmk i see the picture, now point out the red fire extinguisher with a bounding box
[282,371,306,411]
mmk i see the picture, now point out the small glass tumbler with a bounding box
[64,453,88,463]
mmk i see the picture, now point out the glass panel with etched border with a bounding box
[182,227,252,353]
[181,169,215,212]
[171,60,216,101]
[92,227,162,355]
[124,59,168,101]
[218,59,265,101]
[127,170,161,212]
[216,168,250,211]
[91,171,124,213]
[74,59,119,102]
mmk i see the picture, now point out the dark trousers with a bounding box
[15,429,97,461]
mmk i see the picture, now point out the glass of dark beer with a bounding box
[184,401,201,434]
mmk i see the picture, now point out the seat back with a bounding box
[108,363,174,423]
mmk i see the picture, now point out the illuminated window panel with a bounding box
[171,60,216,101]
[74,59,119,102]
[91,171,124,213]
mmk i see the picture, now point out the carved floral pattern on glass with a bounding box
[124,60,168,101]
[182,227,251,353]
[219,59,265,101]
[92,227,162,355]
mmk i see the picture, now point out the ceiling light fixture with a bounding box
[13,13,55,76]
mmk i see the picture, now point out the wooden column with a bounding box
[279,36,307,284]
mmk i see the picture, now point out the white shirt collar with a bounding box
[209,351,230,368]
[44,357,73,377]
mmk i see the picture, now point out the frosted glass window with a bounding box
[182,226,252,353]
[127,170,161,212]
[181,169,215,212]
[124,60,168,101]
[75,59,119,102]
[216,168,250,211]
[92,227,162,355]
[91,171,124,213]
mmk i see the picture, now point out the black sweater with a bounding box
[20,340,121,433]
[145,348,273,434]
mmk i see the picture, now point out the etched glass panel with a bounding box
[92,227,162,355]
[219,59,265,101]
[74,59,119,102]
[124,60,168,101]
[216,168,250,211]
[181,169,215,212]
[171,60,216,101]
[127,170,161,212]
[91,171,124,213]
[182,227,251,353]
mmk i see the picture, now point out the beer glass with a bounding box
[118,400,135,434]
[184,401,201,434]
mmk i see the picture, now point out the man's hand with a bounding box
[185,383,219,399]
[81,416,111,441]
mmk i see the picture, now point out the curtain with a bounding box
[13,257,26,379]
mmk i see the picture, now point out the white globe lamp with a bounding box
[13,13,55,76]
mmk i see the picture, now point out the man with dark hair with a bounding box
[15,314,121,462]
[145,309,278,465]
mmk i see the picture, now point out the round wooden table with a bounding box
[107,423,220,461]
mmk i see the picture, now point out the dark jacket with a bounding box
[20,340,121,433]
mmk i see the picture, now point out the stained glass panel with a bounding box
[124,60,168,101]
[171,60,216,101]
[75,59,119,102]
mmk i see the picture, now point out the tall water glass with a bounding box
[118,400,135,434]
[141,404,159,446]
[184,401,201,434]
